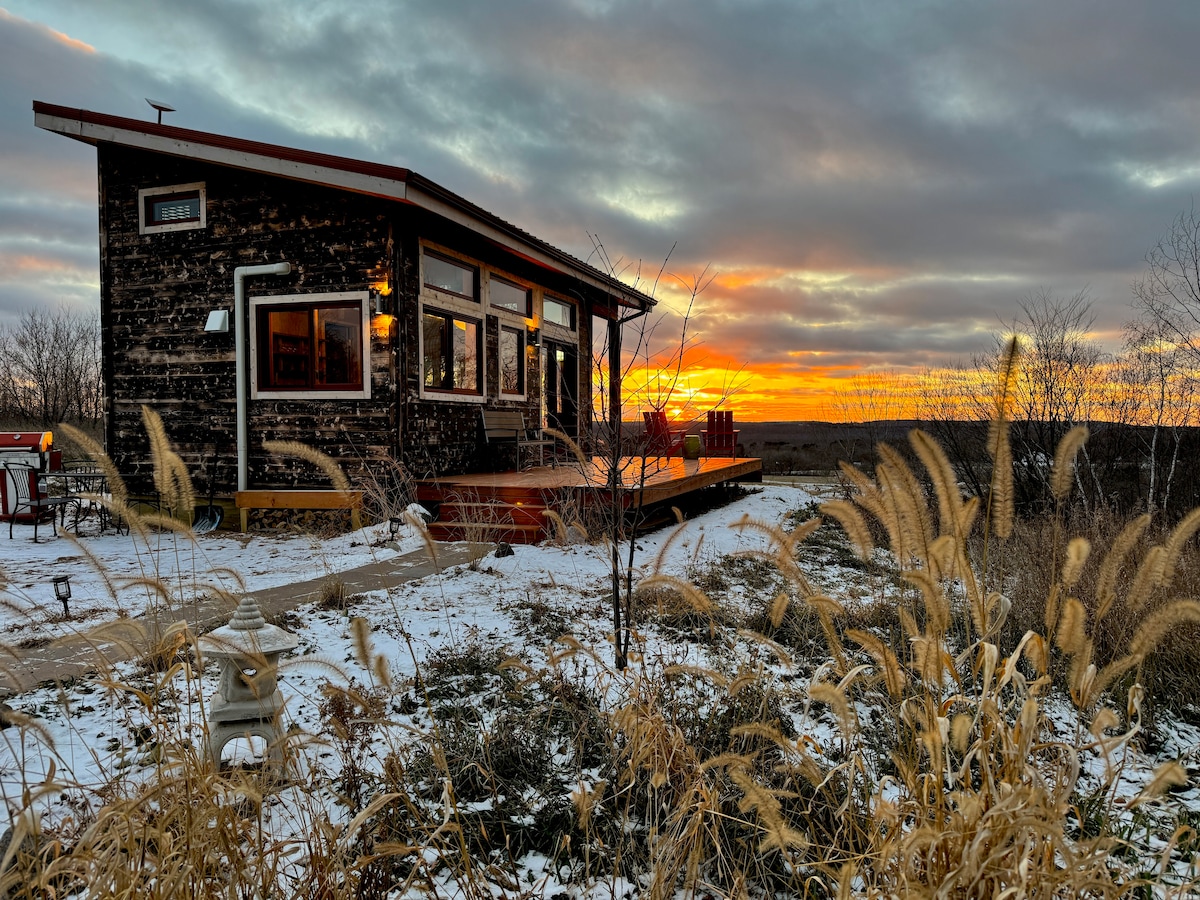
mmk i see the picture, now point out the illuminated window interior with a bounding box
[423,310,481,394]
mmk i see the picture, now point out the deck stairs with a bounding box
[416,481,553,544]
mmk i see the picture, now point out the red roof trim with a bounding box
[32,100,655,312]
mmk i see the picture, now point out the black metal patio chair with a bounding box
[4,463,81,542]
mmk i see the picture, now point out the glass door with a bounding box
[543,340,578,437]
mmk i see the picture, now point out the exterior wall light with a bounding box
[204,309,230,333]
[369,279,392,315]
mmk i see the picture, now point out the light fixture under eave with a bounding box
[369,279,392,314]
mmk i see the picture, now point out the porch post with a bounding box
[608,315,621,488]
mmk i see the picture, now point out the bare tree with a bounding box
[917,290,1112,515]
[581,242,735,669]
[986,290,1110,511]
[916,362,992,501]
[0,306,102,428]
[1133,203,1200,364]
[1121,312,1196,513]
[829,369,909,465]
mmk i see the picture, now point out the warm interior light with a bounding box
[370,279,392,296]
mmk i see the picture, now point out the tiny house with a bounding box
[34,101,654,510]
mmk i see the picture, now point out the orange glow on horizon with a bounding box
[611,356,1192,426]
[616,360,928,423]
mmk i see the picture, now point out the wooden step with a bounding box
[416,481,568,506]
[426,521,546,544]
[437,501,547,527]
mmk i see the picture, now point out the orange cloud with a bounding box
[47,26,94,53]
[0,253,85,279]
[0,9,94,52]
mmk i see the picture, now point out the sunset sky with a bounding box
[2,1,1199,421]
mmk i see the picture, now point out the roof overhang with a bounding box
[33,101,655,314]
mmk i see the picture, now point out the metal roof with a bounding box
[33,100,656,312]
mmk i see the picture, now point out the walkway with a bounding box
[0,542,473,693]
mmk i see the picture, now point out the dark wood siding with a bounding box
[98,144,607,497]
[99,144,395,494]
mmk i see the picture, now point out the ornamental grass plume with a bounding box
[3,393,1199,898]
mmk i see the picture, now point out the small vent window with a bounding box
[139,182,206,234]
[150,195,200,224]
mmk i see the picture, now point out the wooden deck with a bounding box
[416,456,763,543]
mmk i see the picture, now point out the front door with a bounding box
[543,340,578,438]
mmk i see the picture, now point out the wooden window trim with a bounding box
[542,295,577,331]
[420,307,485,401]
[138,182,207,235]
[422,249,479,302]
[489,274,532,317]
[499,325,526,397]
[249,291,370,400]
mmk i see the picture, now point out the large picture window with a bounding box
[250,292,369,399]
[423,310,482,395]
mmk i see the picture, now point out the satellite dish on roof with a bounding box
[146,98,176,125]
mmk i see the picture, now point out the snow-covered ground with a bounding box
[0,509,424,645]
[0,483,823,779]
[0,481,1197,894]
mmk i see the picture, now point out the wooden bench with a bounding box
[234,490,363,531]
[481,409,554,469]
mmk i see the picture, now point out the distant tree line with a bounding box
[860,208,1200,521]
[0,306,102,430]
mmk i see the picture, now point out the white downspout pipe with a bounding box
[233,262,291,530]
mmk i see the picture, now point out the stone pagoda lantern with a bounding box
[198,594,298,766]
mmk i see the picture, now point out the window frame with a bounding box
[419,244,487,402]
[249,291,371,400]
[544,296,580,336]
[138,182,207,235]
[422,249,479,302]
[489,274,532,318]
[498,325,527,398]
[421,307,485,399]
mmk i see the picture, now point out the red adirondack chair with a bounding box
[703,410,739,457]
[643,410,687,457]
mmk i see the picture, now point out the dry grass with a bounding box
[0,403,1198,898]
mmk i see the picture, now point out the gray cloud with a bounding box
[2,0,1197,373]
